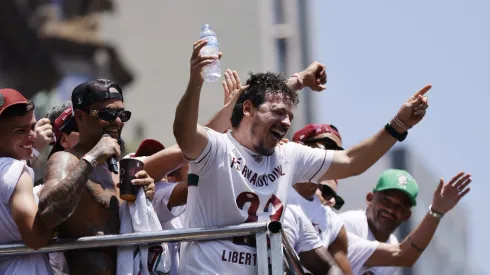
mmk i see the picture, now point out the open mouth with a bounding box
[270,129,285,141]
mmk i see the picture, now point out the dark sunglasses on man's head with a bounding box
[305,137,344,151]
[320,184,345,210]
[83,108,131,122]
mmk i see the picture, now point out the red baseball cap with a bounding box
[292,124,342,143]
[133,139,165,157]
[0,89,29,116]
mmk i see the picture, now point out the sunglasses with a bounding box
[305,137,344,151]
[84,108,131,122]
[320,184,345,210]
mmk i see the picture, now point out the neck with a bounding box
[294,185,316,201]
[367,219,392,242]
[230,127,259,154]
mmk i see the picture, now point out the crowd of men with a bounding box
[0,37,471,275]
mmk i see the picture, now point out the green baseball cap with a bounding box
[373,169,419,206]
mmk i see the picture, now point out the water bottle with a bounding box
[199,24,221,82]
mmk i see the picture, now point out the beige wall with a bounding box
[100,0,280,149]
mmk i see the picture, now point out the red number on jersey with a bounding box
[235,192,260,222]
[233,192,284,247]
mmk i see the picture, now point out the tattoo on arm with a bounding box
[38,152,93,228]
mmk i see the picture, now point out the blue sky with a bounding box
[313,0,488,273]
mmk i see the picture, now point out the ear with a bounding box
[60,133,69,149]
[366,192,374,205]
[242,100,254,118]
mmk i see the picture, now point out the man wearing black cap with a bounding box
[39,79,156,275]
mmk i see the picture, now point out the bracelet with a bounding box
[428,204,444,219]
[384,123,408,142]
[392,115,411,132]
[82,154,98,168]
[291,73,305,90]
[408,236,425,252]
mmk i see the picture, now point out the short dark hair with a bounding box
[230,72,299,128]
[0,101,35,120]
[46,101,72,125]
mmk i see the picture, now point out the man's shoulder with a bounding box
[48,149,82,165]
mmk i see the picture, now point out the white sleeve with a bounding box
[283,205,323,254]
[346,232,379,275]
[325,207,344,245]
[187,127,227,177]
[0,158,33,203]
[152,181,187,224]
[285,143,334,184]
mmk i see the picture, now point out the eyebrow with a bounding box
[14,123,35,130]
[272,106,294,120]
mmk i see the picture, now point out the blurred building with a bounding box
[100,0,319,149]
[335,147,479,275]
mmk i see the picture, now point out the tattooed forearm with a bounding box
[38,155,93,229]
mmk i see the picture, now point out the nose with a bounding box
[281,115,291,128]
[28,128,36,142]
[327,197,336,207]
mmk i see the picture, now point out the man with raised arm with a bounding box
[341,170,471,275]
[173,38,430,274]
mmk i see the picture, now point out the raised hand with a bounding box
[431,172,471,214]
[222,69,248,106]
[190,39,222,85]
[33,118,54,151]
[293,61,327,91]
[394,85,431,130]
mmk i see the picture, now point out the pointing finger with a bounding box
[412,84,432,99]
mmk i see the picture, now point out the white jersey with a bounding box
[288,189,344,246]
[179,128,334,275]
[282,204,322,254]
[152,181,186,275]
[346,232,379,275]
[0,158,53,275]
[340,210,399,275]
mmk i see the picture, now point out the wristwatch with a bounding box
[384,123,408,142]
[428,204,444,219]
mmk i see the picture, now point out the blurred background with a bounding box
[1,0,485,274]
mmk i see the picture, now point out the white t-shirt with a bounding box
[152,181,186,275]
[179,128,334,275]
[340,210,399,275]
[287,189,344,246]
[0,157,53,275]
[282,204,322,254]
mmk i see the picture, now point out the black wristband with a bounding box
[384,123,408,142]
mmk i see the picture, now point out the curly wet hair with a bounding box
[230,72,299,128]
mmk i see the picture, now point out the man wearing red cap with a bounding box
[288,124,352,274]
[0,88,85,274]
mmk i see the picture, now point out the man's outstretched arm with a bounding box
[365,172,471,267]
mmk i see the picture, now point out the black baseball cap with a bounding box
[71,79,124,110]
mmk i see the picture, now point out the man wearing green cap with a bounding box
[340,169,471,275]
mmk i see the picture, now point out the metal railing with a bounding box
[0,221,300,275]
